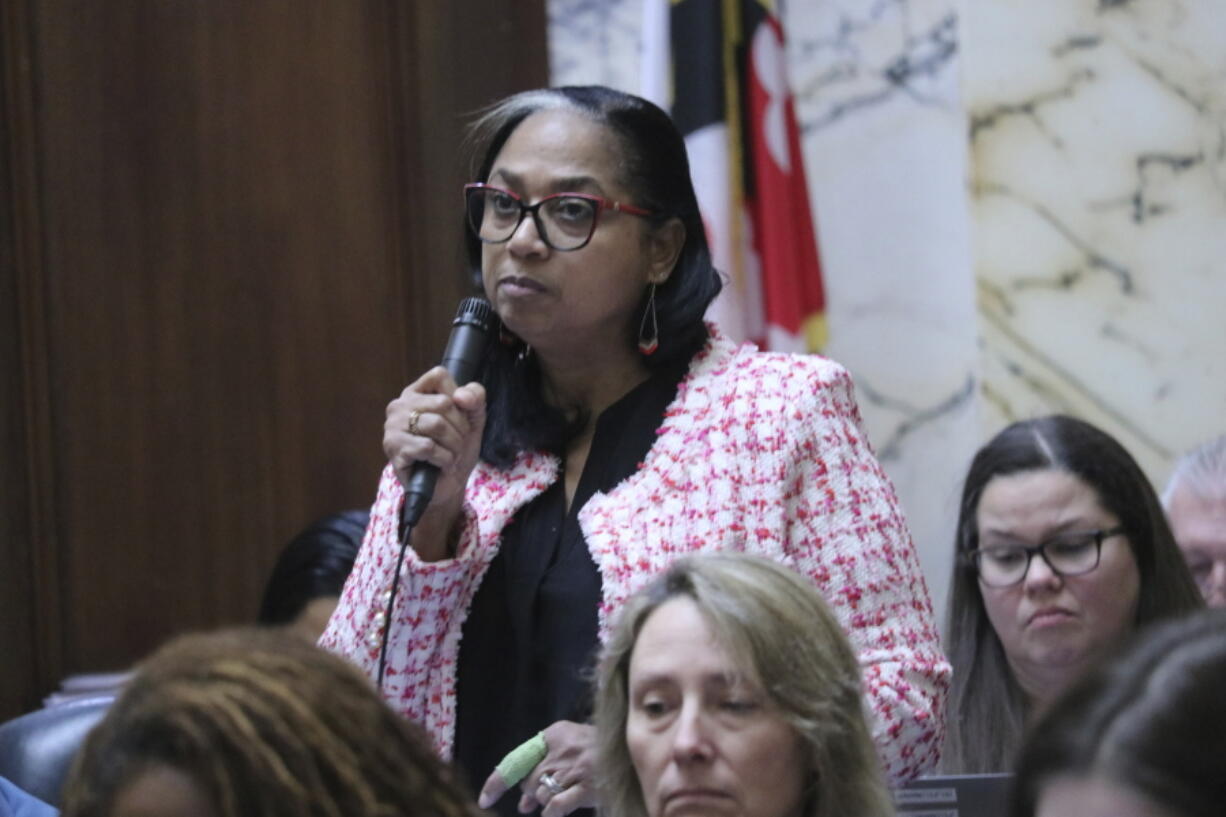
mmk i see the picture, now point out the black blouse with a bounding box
[454,363,685,816]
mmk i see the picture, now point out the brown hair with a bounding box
[594,553,893,817]
[942,415,1203,773]
[61,628,481,817]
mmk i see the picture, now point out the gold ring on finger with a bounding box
[407,409,422,436]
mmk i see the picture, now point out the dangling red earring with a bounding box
[500,320,532,362]
[638,283,659,356]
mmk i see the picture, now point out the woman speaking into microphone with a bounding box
[321,85,949,816]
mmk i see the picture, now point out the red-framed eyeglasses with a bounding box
[463,183,655,251]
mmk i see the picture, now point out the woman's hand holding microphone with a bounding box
[383,366,486,562]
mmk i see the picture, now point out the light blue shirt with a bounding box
[0,777,57,817]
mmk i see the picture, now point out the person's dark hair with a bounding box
[257,510,367,626]
[1011,608,1226,817]
[942,414,1203,773]
[61,628,482,817]
[461,85,722,466]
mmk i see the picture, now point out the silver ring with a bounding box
[539,772,566,796]
[407,410,421,436]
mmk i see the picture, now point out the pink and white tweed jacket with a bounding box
[321,331,950,782]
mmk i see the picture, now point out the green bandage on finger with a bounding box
[495,731,548,788]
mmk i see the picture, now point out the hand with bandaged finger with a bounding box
[479,721,598,817]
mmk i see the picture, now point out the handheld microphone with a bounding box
[402,297,493,529]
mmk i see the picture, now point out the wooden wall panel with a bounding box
[387,1,551,372]
[1,0,61,721]
[0,0,547,719]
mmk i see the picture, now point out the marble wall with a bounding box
[966,0,1226,486]
[547,0,1226,619]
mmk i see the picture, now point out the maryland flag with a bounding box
[642,0,827,352]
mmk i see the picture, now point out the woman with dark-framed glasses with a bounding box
[320,85,949,815]
[941,414,1202,773]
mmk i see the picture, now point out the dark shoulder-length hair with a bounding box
[257,509,368,626]
[942,414,1202,773]
[461,85,722,467]
[1011,608,1226,817]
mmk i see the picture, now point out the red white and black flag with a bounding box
[642,0,827,352]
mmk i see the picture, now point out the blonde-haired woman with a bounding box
[593,553,892,817]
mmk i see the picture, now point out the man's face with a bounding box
[1166,483,1226,607]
